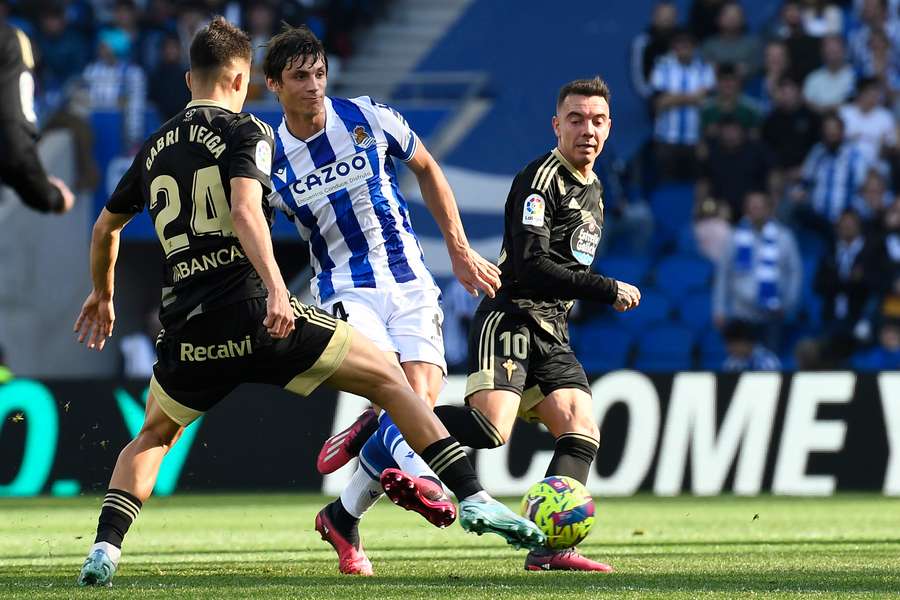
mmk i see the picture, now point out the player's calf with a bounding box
[433,405,508,449]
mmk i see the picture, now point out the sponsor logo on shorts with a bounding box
[570,221,601,265]
[180,335,253,362]
[288,151,374,205]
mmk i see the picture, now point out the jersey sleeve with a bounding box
[371,100,419,162]
[105,152,144,214]
[229,116,275,196]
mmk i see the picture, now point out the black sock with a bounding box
[420,437,482,499]
[434,405,504,448]
[346,411,380,456]
[545,433,600,485]
[94,489,142,548]
[326,499,360,547]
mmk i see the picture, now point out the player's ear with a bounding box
[232,70,244,93]
[185,71,192,92]
[265,76,280,94]
[552,115,560,137]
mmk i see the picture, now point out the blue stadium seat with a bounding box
[649,184,694,243]
[654,255,714,303]
[573,322,633,373]
[678,290,713,333]
[616,289,671,334]
[595,256,652,286]
[633,324,696,371]
[698,328,727,370]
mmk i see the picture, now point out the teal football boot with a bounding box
[77,549,116,587]
[459,498,546,550]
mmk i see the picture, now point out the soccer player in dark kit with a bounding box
[73,16,543,587]
[0,20,74,213]
[433,78,642,572]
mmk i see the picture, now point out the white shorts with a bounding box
[320,285,447,374]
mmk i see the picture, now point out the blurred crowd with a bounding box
[1,0,385,148]
[626,0,900,370]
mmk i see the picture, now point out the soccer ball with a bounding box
[520,476,595,550]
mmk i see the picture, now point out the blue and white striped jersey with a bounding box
[801,142,870,223]
[269,96,432,303]
[650,53,715,145]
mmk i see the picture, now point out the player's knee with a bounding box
[553,400,598,440]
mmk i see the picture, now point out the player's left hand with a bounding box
[74,290,115,351]
[451,247,502,298]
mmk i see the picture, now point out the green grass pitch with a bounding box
[1,494,898,599]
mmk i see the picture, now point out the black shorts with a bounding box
[150,296,351,426]
[465,309,590,421]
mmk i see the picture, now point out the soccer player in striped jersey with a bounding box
[74,18,543,587]
[263,26,502,574]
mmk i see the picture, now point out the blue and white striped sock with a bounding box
[378,413,439,480]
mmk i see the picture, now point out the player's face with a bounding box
[552,95,611,170]
[270,55,327,116]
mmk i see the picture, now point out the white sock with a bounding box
[389,438,440,481]
[339,464,384,518]
[90,541,121,566]
[463,490,493,503]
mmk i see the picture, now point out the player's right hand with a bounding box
[452,247,502,298]
[48,175,76,213]
[74,290,115,351]
[264,290,295,339]
[613,280,641,312]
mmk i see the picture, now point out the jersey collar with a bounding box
[280,97,332,144]
[185,99,234,112]
[552,148,598,185]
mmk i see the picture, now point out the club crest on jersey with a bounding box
[288,150,374,205]
[353,125,376,149]
[522,194,545,227]
[183,108,196,121]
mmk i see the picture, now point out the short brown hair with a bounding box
[557,77,611,110]
[189,16,252,78]
[263,24,328,84]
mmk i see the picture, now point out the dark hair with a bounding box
[556,77,610,109]
[670,26,694,44]
[722,320,756,343]
[776,75,799,88]
[856,76,881,93]
[717,62,739,79]
[189,16,252,78]
[263,24,328,83]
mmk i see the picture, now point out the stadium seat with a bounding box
[595,256,652,286]
[649,184,694,244]
[698,328,727,370]
[653,254,714,303]
[677,290,713,333]
[616,289,671,334]
[573,322,634,373]
[633,324,696,371]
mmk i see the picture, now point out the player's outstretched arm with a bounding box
[229,176,294,339]
[74,209,133,351]
[406,143,501,298]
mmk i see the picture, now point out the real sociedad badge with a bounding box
[353,125,376,149]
